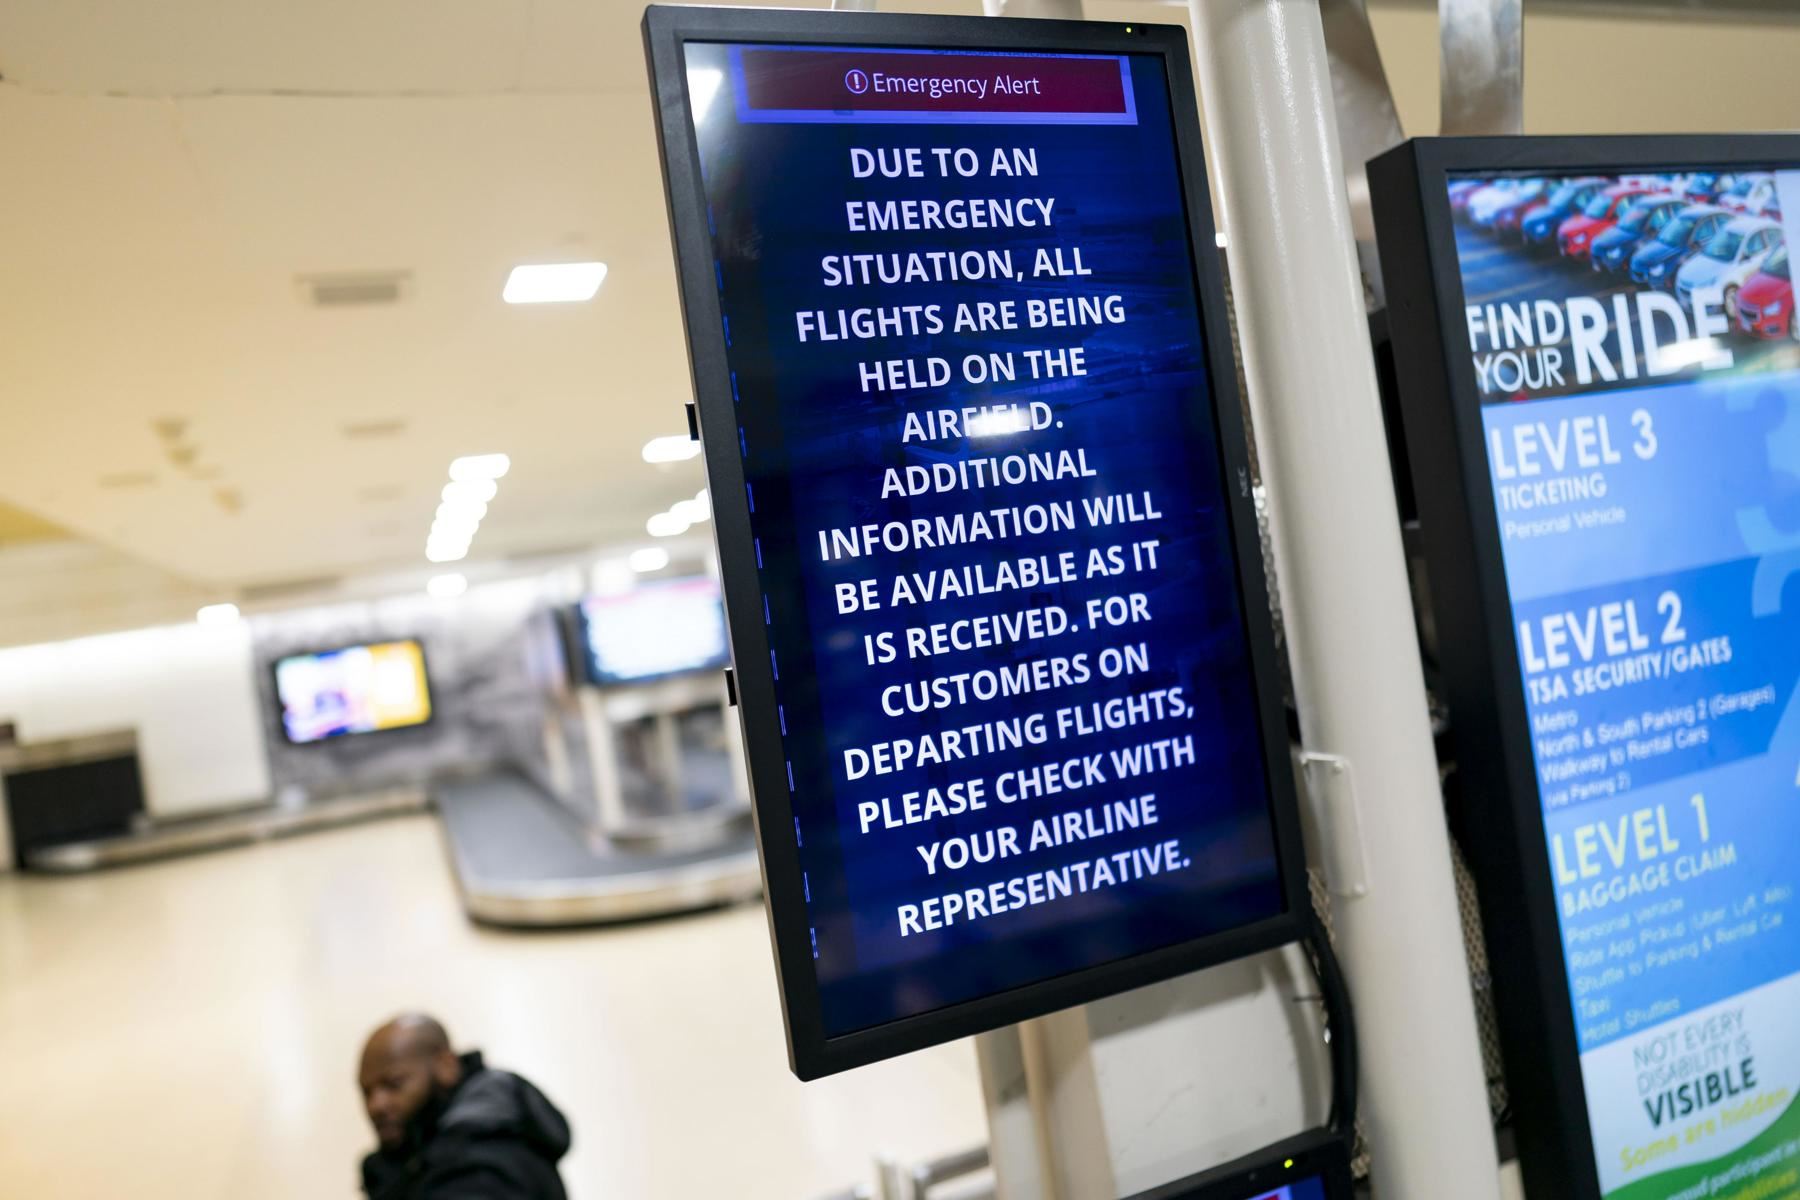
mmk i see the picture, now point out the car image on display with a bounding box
[1629,203,1731,289]
[1588,193,1684,274]
[1471,177,1546,232]
[1449,166,1793,363]
[1682,171,1723,201]
[1448,178,1485,219]
[1720,173,1778,215]
[1519,176,1607,245]
[1736,244,1795,340]
[1674,214,1783,312]
[1558,183,1649,259]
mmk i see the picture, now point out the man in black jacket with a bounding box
[358,1013,571,1199]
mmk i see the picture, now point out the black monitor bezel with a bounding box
[644,3,1309,1079]
[270,637,436,746]
[1368,133,1800,1200]
[1123,1128,1354,1200]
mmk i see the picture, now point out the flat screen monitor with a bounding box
[576,577,730,685]
[273,639,433,744]
[1123,1130,1352,1200]
[646,6,1306,1077]
[1372,137,1800,1200]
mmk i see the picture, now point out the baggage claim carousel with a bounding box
[17,768,762,928]
[435,773,760,926]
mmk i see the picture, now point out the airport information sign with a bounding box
[646,9,1304,1077]
[1374,140,1800,1200]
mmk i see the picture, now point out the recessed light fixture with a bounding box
[647,487,711,538]
[629,547,670,573]
[427,573,468,598]
[503,262,608,305]
[423,457,507,563]
[642,435,702,464]
[448,453,510,481]
[670,488,711,526]
[443,478,498,505]
[435,499,487,528]
[196,603,241,626]
[1215,231,1229,249]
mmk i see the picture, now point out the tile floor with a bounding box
[0,815,985,1197]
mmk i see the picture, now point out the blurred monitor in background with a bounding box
[358,1013,570,1200]
[274,640,434,744]
[576,576,729,685]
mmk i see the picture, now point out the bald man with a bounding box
[358,1014,570,1200]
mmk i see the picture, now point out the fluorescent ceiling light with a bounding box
[647,511,690,538]
[196,603,240,626]
[688,68,725,123]
[436,498,487,524]
[1215,231,1229,248]
[503,261,608,305]
[629,547,670,573]
[428,523,473,543]
[671,497,710,525]
[427,573,468,599]
[443,478,498,505]
[431,525,479,549]
[428,523,474,545]
[426,543,469,563]
[642,435,701,464]
[449,453,510,481]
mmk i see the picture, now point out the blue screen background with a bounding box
[686,42,1286,1038]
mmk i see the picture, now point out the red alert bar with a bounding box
[729,46,1138,126]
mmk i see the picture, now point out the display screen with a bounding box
[681,38,1286,1043]
[1449,167,1800,1197]
[577,577,730,685]
[273,640,432,743]
[1248,1179,1326,1200]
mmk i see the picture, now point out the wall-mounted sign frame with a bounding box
[1372,135,1800,1200]
[645,4,1309,1079]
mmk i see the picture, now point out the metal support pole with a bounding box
[1439,0,1523,136]
[979,0,1082,19]
[1184,2,1502,1196]
[1319,0,1406,244]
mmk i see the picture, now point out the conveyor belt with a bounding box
[434,773,762,927]
[23,786,428,872]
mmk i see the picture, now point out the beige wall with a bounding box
[1366,4,1800,137]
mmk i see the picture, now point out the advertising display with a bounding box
[273,639,433,744]
[647,7,1305,1077]
[576,577,730,685]
[1373,138,1800,1200]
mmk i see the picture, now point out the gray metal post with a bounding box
[1440,0,1524,135]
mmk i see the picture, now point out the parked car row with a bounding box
[1451,172,1795,342]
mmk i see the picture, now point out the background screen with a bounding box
[578,577,730,685]
[684,39,1285,1039]
[274,639,432,744]
[1447,166,1800,1198]
[1249,1176,1326,1200]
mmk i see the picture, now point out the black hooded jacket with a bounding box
[362,1052,570,1200]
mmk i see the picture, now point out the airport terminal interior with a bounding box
[6,2,1800,1198]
